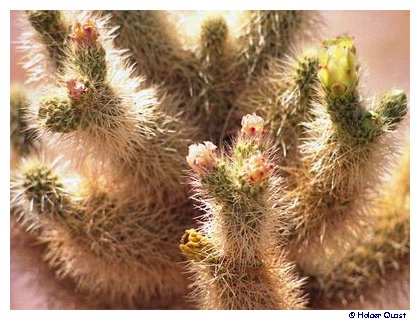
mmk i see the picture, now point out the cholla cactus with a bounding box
[181,117,305,309]
[308,143,410,307]
[21,10,71,83]
[10,84,38,162]
[237,47,320,163]
[279,36,408,277]
[11,10,409,310]
[11,157,189,307]
[105,10,318,140]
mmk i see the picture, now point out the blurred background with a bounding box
[10,10,410,309]
[11,10,410,94]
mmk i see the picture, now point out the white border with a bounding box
[2,1,418,319]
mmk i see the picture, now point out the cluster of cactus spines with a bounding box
[13,11,196,307]
[280,36,408,275]
[32,14,192,203]
[309,144,410,307]
[237,47,320,163]
[236,11,317,82]
[11,10,409,310]
[102,11,315,140]
[10,85,38,161]
[181,114,305,309]
[22,10,71,83]
[107,11,196,94]
[11,157,189,306]
[192,16,236,139]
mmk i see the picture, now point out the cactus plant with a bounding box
[181,115,305,309]
[10,10,409,310]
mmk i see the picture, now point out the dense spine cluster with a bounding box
[181,114,305,309]
[10,85,38,162]
[280,37,407,277]
[308,143,410,307]
[11,10,409,310]
[21,10,70,83]
[13,12,194,307]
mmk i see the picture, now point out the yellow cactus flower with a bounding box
[180,229,212,262]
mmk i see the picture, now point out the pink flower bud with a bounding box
[244,152,274,183]
[241,113,264,137]
[70,20,98,45]
[66,79,86,98]
[186,141,217,174]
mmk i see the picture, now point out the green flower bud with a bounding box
[318,36,359,96]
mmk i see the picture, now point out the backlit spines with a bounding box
[310,144,410,306]
[33,15,191,203]
[11,10,409,310]
[107,10,196,94]
[181,115,305,310]
[10,85,38,159]
[21,10,71,83]
[191,15,238,140]
[281,36,408,275]
[11,157,189,307]
[236,11,317,82]
[237,47,320,162]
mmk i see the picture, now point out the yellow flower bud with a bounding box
[318,36,359,96]
[180,229,211,262]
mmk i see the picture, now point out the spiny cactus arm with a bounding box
[21,10,71,82]
[11,157,189,305]
[33,15,191,202]
[189,15,238,140]
[318,36,408,142]
[10,85,38,160]
[283,36,408,275]
[105,10,197,95]
[234,10,317,82]
[309,144,410,306]
[10,158,77,232]
[181,115,305,310]
[107,11,238,141]
[376,89,408,132]
[237,47,320,162]
[198,16,230,68]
